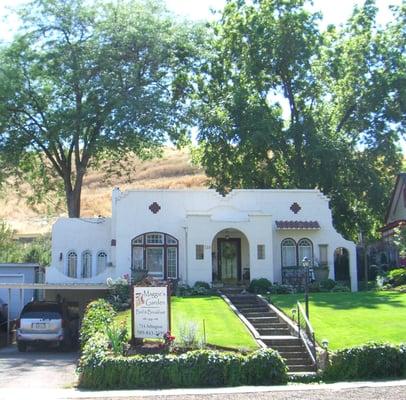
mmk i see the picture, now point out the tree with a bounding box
[194,0,405,240]
[0,0,202,217]
[0,220,51,264]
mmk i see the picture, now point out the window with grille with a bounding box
[82,251,92,278]
[67,251,77,278]
[281,238,297,267]
[97,251,108,274]
[257,244,265,260]
[196,244,204,260]
[132,232,178,279]
[298,238,313,265]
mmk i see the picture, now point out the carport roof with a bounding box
[0,283,109,290]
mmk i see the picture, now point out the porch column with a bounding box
[349,247,358,292]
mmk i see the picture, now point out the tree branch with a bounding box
[336,104,356,133]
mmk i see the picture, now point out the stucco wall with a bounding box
[47,189,358,291]
[48,218,113,284]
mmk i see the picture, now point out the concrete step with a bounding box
[257,329,291,336]
[262,338,301,346]
[284,357,313,365]
[243,311,277,318]
[248,316,280,323]
[253,322,287,329]
[288,365,316,373]
[278,351,309,358]
[264,345,305,353]
[238,306,269,312]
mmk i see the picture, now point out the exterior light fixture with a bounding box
[322,339,329,349]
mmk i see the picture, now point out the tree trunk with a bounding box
[66,187,82,218]
[65,169,85,218]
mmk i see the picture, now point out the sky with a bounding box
[0,0,403,40]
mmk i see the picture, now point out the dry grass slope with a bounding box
[0,148,208,234]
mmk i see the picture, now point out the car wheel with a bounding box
[17,342,27,352]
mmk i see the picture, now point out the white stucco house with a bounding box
[45,188,358,304]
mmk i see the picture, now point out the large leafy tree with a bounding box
[194,0,405,240]
[0,0,202,217]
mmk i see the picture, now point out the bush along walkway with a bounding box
[220,289,315,374]
[77,299,289,390]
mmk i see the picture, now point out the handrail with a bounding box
[296,301,317,367]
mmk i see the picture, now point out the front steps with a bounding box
[221,290,316,374]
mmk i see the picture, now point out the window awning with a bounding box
[275,220,320,230]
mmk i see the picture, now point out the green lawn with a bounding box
[268,291,406,350]
[116,296,258,350]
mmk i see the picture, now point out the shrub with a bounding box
[175,283,192,297]
[387,268,406,287]
[320,279,336,290]
[308,282,321,292]
[331,283,350,292]
[80,299,116,347]
[268,283,295,294]
[79,348,288,389]
[323,343,406,381]
[248,278,272,294]
[107,277,131,310]
[193,281,211,290]
[243,349,288,385]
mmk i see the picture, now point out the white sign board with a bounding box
[133,286,169,339]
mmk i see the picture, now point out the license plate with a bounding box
[33,323,47,329]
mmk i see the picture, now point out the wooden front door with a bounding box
[218,238,241,283]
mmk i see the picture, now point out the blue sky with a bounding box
[0,0,402,40]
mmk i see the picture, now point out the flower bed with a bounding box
[77,299,288,389]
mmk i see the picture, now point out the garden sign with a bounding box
[132,285,170,339]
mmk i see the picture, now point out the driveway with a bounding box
[0,344,78,389]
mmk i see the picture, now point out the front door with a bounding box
[218,239,241,283]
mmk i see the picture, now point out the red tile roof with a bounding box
[275,220,320,230]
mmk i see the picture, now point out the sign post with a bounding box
[131,285,170,341]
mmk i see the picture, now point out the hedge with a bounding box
[323,343,406,381]
[78,348,288,389]
[77,299,288,389]
[80,299,116,348]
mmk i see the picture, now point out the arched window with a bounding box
[132,232,178,279]
[97,251,107,274]
[298,238,313,265]
[281,239,297,267]
[67,251,77,278]
[82,251,92,278]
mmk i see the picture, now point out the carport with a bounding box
[0,282,109,344]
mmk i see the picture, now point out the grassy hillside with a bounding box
[0,148,208,235]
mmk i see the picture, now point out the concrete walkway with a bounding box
[0,379,405,400]
[0,344,78,390]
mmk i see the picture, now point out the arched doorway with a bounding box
[334,247,350,281]
[212,229,250,284]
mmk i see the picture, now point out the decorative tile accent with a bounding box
[149,202,161,214]
[290,202,301,214]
